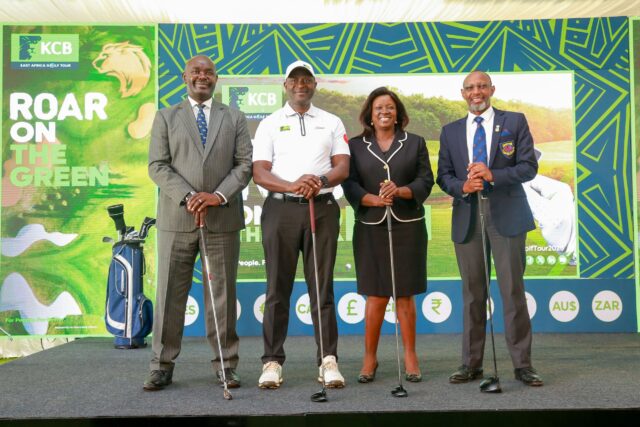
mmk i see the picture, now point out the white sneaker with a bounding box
[318,355,345,388]
[258,361,283,389]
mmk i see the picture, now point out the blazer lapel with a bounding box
[177,100,205,157]
[203,101,224,159]
[489,109,505,167]
[454,118,469,166]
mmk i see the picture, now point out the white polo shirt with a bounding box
[252,102,350,193]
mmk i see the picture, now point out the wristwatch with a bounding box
[319,175,329,188]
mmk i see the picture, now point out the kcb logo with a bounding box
[248,92,277,106]
[295,293,313,325]
[549,290,579,322]
[337,292,365,324]
[592,290,622,322]
[11,34,79,69]
[222,85,282,114]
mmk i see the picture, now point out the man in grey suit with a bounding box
[144,55,252,391]
[437,70,543,387]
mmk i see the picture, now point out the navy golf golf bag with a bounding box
[104,205,155,349]
[105,240,153,349]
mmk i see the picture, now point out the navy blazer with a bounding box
[436,108,538,243]
[342,131,434,224]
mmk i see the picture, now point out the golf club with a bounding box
[477,193,502,394]
[107,204,127,241]
[198,224,232,400]
[308,197,328,403]
[0,325,13,340]
[139,217,156,239]
[385,206,408,398]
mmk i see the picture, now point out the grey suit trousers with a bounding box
[454,196,532,369]
[150,228,240,372]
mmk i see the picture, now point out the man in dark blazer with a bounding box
[144,55,252,391]
[437,70,543,386]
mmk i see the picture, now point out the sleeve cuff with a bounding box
[214,191,228,205]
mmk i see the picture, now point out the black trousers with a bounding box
[260,194,340,366]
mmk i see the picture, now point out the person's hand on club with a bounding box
[187,192,223,214]
[463,177,485,193]
[467,162,493,183]
[290,174,322,199]
[379,179,398,200]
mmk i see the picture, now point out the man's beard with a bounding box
[469,101,488,113]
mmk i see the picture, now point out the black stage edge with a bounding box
[1,334,639,427]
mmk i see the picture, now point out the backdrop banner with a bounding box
[0,25,157,337]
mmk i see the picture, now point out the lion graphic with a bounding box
[92,42,151,98]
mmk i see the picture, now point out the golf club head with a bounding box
[107,204,126,236]
[102,236,114,243]
[310,388,328,402]
[479,376,502,393]
[139,217,156,239]
[223,389,233,400]
[391,385,408,398]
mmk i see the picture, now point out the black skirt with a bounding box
[353,218,427,297]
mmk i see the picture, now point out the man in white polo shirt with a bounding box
[252,60,350,389]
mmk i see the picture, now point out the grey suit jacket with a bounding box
[148,99,253,232]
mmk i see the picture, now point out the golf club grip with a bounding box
[309,197,316,233]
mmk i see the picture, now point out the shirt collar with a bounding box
[467,106,494,125]
[284,102,317,117]
[188,96,213,109]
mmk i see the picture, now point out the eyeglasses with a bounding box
[463,83,492,92]
[286,77,315,86]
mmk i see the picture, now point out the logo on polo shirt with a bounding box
[279,125,291,132]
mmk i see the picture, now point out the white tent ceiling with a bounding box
[1,0,640,23]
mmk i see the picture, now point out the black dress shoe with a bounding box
[216,368,241,388]
[449,365,483,383]
[143,369,173,391]
[357,363,378,383]
[405,371,423,383]
[514,367,543,386]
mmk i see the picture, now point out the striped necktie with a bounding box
[196,104,207,146]
[472,116,487,164]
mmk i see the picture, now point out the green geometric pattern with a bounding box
[159,17,634,278]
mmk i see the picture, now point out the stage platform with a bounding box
[1,333,638,426]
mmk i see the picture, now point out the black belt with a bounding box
[268,192,333,204]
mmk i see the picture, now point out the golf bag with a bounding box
[105,240,153,349]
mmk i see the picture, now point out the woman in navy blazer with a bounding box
[342,87,434,383]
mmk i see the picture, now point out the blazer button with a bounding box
[383,165,388,170]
